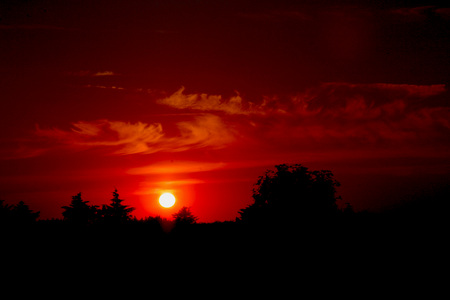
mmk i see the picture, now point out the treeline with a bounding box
[1,163,448,234]
[61,189,135,225]
[0,200,40,225]
[3,164,445,292]
[0,188,199,230]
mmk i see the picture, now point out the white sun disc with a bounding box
[159,193,176,208]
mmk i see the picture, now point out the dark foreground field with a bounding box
[2,212,445,298]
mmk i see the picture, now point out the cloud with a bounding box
[36,120,165,154]
[284,82,446,119]
[65,70,118,77]
[248,82,449,148]
[390,6,435,17]
[155,82,448,149]
[128,158,291,176]
[171,114,235,150]
[158,84,446,119]
[157,87,262,115]
[134,179,205,196]
[93,71,116,76]
[26,82,449,158]
[35,114,234,155]
[389,6,450,21]
[128,161,226,175]
[84,84,125,90]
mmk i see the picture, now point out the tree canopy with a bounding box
[239,164,341,224]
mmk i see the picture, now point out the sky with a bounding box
[0,0,449,222]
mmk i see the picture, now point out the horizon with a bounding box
[1,0,449,223]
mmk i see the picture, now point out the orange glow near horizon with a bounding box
[137,183,196,219]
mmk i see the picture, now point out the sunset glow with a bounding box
[0,1,448,223]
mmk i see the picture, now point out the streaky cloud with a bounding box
[127,161,226,175]
[34,114,234,155]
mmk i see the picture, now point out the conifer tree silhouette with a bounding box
[172,206,198,225]
[0,200,13,224]
[62,192,98,225]
[101,189,135,224]
[12,201,40,224]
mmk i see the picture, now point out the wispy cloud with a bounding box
[35,114,234,155]
[36,120,164,154]
[155,82,448,152]
[171,114,235,150]
[93,71,117,76]
[128,161,226,175]
[84,84,125,90]
[157,87,262,115]
[389,5,450,21]
[18,82,449,159]
[65,70,119,77]
[157,83,446,118]
[247,82,449,147]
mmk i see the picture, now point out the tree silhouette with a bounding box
[11,201,40,224]
[62,192,98,225]
[172,206,198,225]
[239,164,341,224]
[1,200,40,226]
[0,200,13,224]
[101,189,135,224]
[343,203,354,215]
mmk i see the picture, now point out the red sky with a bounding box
[1,0,449,222]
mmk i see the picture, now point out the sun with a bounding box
[159,192,176,208]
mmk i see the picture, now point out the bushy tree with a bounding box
[239,164,341,224]
[62,193,98,225]
[101,189,135,224]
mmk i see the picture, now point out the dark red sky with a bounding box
[1,0,449,222]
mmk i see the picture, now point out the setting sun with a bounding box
[0,0,448,225]
[159,193,176,208]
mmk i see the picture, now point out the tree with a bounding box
[101,189,135,224]
[239,164,341,224]
[62,192,98,225]
[172,206,198,225]
[11,201,40,224]
[0,200,13,224]
[1,200,40,226]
